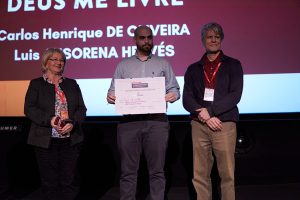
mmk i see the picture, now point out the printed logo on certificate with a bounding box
[115,77,166,114]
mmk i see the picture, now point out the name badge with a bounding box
[204,88,214,101]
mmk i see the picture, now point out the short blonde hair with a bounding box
[41,48,66,73]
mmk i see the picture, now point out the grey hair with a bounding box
[201,22,224,42]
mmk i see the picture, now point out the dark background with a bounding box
[1,114,300,199]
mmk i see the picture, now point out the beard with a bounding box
[137,43,153,54]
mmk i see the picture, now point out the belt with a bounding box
[121,113,167,123]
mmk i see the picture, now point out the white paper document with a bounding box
[115,77,166,115]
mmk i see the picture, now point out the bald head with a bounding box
[134,26,153,38]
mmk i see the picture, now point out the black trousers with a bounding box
[35,138,81,200]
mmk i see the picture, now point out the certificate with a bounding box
[115,77,166,114]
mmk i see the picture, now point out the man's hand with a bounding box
[165,92,177,103]
[206,117,222,131]
[196,108,210,123]
[107,94,116,104]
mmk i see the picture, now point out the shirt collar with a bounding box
[43,74,64,84]
[135,51,152,62]
[200,50,224,65]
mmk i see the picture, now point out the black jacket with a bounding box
[24,77,87,148]
[183,52,243,122]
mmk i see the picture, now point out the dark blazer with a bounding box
[24,77,87,148]
[183,52,244,122]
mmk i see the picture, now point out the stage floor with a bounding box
[20,183,300,200]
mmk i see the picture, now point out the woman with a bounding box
[24,48,86,200]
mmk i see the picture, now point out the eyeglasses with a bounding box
[48,58,65,63]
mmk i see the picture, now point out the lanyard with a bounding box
[203,62,221,85]
[55,85,66,104]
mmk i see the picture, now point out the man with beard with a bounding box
[183,22,243,200]
[107,25,180,200]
